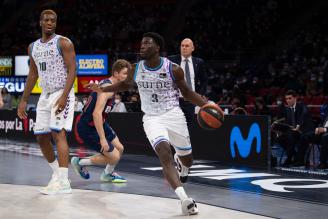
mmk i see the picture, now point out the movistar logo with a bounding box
[230,123,261,158]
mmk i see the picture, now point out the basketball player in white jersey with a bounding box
[86,32,207,215]
[17,10,76,195]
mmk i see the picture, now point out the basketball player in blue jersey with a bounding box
[86,32,207,215]
[17,10,76,195]
[70,60,128,183]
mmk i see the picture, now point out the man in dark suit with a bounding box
[275,90,313,167]
[168,38,208,127]
[296,103,328,168]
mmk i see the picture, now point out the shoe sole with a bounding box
[39,188,72,195]
[100,178,127,183]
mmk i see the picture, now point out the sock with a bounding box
[104,164,116,174]
[49,159,59,177]
[79,158,93,166]
[58,167,68,181]
[175,186,188,200]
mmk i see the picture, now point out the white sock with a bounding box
[58,167,68,181]
[104,164,116,174]
[79,158,92,166]
[49,159,59,177]
[175,186,188,200]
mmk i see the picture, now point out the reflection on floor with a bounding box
[0,184,272,219]
[1,140,328,219]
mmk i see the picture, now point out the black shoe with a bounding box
[316,163,327,169]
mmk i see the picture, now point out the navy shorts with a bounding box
[77,121,116,153]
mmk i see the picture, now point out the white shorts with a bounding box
[143,107,192,156]
[34,89,75,135]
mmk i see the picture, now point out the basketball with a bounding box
[197,103,224,130]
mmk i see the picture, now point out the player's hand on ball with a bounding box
[84,83,103,92]
[100,138,110,153]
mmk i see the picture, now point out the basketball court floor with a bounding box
[1,139,328,219]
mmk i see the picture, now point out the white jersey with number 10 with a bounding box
[31,34,69,93]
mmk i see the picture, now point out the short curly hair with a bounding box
[143,32,164,51]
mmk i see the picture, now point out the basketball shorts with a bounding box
[143,106,192,156]
[34,89,75,135]
[77,121,116,153]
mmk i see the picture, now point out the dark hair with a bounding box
[143,32,164,51]
[40,9,57,20]
[285,90,297,97]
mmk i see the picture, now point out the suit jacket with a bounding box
[167,55,208,95]
[280,102,314,133]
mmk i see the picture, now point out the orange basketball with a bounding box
[197,103,224,130]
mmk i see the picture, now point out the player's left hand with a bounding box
[54,95,68,115]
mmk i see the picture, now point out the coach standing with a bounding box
[168,38,208,127]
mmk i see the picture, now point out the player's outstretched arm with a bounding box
[17,44,38,119]
[172,64,207,107]
[85,63,136,93]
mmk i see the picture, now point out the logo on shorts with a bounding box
[35,128,45,132]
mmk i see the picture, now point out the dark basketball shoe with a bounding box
[174,153,189,183]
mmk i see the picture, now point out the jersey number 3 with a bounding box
[151,94,158,102]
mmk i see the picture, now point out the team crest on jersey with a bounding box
[159,73,167,78]
[48,42,53,45]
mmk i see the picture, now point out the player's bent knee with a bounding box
[116,143,124,154]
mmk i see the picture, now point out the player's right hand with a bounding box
[17,100,28,119]
[84,83,103,92]
[100,138,110,153]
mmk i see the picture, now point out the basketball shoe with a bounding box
[100,171,127,183]
[71,157,90,179]
[39,177,72,195]
[181,198,199,215]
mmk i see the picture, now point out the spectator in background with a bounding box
[11,94,21,109]
[75,96,84,112]
[111,94,127,112]
[275,90,313,167]
[1,87,12,110]
[296,103,328,168]
[82,95,88,106]
[253,97,271,116]
[230,97,247,115]
[168,38,208,127]
[0,88,3,109]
